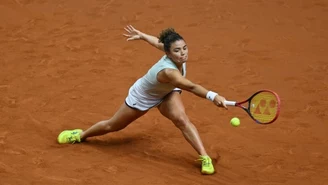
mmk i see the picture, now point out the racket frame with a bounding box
[225,90,281,124]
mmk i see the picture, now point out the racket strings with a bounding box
[249,92,280,123]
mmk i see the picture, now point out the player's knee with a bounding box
[102,119,125,132]
[172,112,189,129]
[99,120,111,130]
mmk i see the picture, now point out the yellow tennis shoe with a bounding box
[57,129,83,144]
[198,155,215,175]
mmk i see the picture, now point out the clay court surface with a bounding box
[1,0,328,184]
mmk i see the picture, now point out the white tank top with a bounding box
[133,55,186,98]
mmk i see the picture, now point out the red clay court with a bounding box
[1,0,327,184]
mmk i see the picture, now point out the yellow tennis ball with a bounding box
[230,117,240,127]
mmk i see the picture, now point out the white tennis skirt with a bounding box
[125,85,181,111]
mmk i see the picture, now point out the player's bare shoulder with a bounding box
[157,68,181,83]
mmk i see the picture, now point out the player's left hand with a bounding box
[123,25,142,41]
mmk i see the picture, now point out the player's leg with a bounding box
[157,91,215,174]
[80,103,147,139]
[157,91,207,155]
[58,103,147,144]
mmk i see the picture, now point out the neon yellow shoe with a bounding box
[57,129,82,144]
[198,155,215,175]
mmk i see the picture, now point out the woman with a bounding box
[57,25,228,175]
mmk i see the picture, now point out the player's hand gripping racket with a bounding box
[224,90,281,124]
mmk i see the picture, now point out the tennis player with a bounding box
[57,25,227,175]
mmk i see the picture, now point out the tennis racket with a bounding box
[224,90,281,124]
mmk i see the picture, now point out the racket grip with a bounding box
[224,100,236,106]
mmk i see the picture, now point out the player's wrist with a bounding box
[139,32,146,40]
[206,91,218,102]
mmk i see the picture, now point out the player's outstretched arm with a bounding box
[123,25,164,51]
[161,69,227,109]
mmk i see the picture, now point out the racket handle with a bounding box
[224,100,236,106]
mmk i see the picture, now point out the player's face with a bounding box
[167,40,188,65]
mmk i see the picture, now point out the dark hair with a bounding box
[158,28,184,52]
